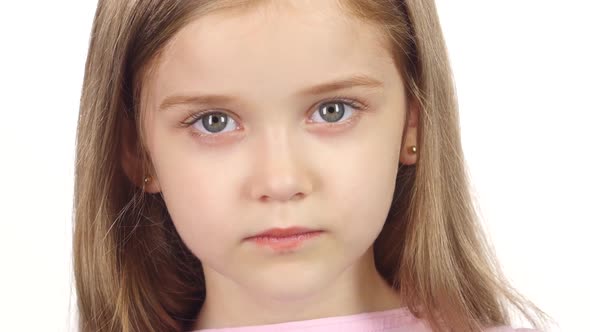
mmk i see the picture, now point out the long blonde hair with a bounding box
[74,0,549,331]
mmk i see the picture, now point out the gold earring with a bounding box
[409,145,417,154]
[143,176,152,184]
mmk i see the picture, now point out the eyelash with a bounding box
[179,96,369,136]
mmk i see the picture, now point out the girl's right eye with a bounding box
[183,111,239,136]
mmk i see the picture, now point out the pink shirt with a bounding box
[192,307,539,331]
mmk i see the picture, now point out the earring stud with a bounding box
[143,176,151,184]
[409,145,417,154]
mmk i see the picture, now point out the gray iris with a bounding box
[319,102,345,122]
[203,112,228,133]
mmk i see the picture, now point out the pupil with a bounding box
[203,113,227,133]
[320,102,345,122]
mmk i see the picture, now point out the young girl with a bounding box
[73,0,549,331]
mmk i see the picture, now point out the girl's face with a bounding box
[139,0,417,302]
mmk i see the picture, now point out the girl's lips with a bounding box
[245,229,324,252]
[248,227,320,238]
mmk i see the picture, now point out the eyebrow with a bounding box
[158,74,384,111]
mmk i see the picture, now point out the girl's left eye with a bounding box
[309,100,362,124]
[180,98,365,136]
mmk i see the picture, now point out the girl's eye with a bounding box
[187,112,238,135]
[310,100,359,124]
[181,98,364,136]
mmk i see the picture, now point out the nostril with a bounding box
[258,192,305,203]
[293,192,305,200]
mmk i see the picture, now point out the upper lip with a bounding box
[247,227,321,239]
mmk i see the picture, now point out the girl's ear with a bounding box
[121,117,161,193]
[399,97,420,166]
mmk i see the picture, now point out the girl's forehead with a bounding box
[147,0,395,108]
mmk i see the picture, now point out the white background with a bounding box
[0,1,587,331]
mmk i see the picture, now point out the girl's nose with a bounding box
[247,131,313,203]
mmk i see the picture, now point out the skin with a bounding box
[131,0,419,329]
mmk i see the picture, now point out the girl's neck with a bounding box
[192,247,403,330]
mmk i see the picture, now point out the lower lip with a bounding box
[247,231,323,251]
